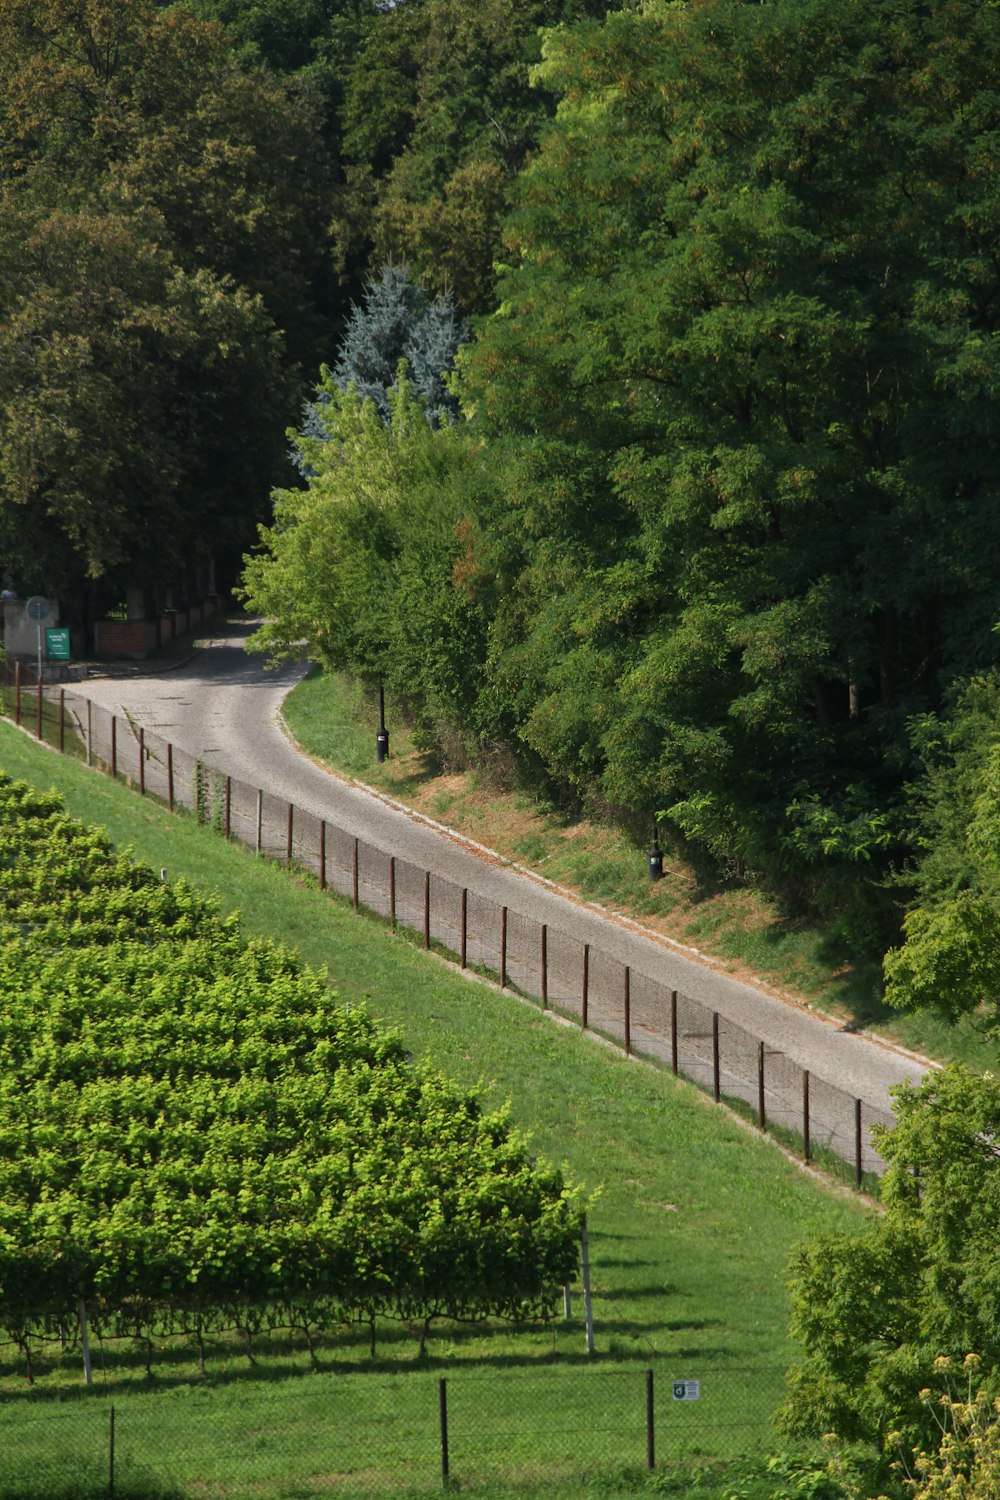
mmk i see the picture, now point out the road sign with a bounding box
[26,595,51,622]
[46,627,70,662]
[672,1379,700,1401]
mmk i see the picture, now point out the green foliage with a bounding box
[0,0,332,593]
[884,674,1000,1031]
[241,373,489,753]
[0,772,584,1372]
[781,1067,1000,1465]
[452,0,1000,923]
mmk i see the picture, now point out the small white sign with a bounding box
[672,1379,700,1401]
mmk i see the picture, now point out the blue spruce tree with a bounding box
[297,265,465,466]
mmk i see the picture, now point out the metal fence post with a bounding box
[36,672,42,739]
[461,888,468,968]
[713,1013,721,1103]
[287,803,294,865]
[320,821,327,890]
[352,838,359,909]
[255,789,262,852]
[224,776,231,838]
[500,906,508,987]
[111,715,117,779]
[86,696,92,765]
[138,727,145,795]
[541,924,548,1009]
[646,1368,655,1470]
[109,1404,116,1499]
[624,966,631,1056]
[582,943,589,1030]
[59,688,65,753]
[424,871,431,949]
[855,1098,863,1189]
[670,990,678,1075]
[14,661,20,725]
[803,1070,811,1163]
[439,1377,449,1483]
[167,743,174,811]
[758,1041,766,1130]
[389,856,396,930]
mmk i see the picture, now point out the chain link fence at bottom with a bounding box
[0,1364,786,1498]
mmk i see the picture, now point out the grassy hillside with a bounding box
[0,716,865,1498]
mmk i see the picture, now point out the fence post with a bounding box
[712,1013,720,1103]
[646,1368,655,1471]
[224,776,231,839]
[109,1404,116,1499]
[320,821,327,890]
[670,991,678,1075]
[389,856,396,930]
[138,727,145,795]
[461,888,468,969]
[287,803,294,865]
[167,743,174,812]
[36,674,43,739]
[352,838,359,909]
[14,661,20,725]
[855,1098,863,1190]
[439,1377,449,1483]
[59,688,65,753]
[111,715,117,779]
[802,1070,811,1164]
[582,943,589,1030]
[758,1041,766,1130]
[500,906,508,988]
[624,966,631,1057]
[541,924,548,1009]
[424,871,431,949]
[256,789,263,852]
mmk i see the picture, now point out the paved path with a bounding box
[78,621,928,1124]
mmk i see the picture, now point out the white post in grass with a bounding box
[581,1222,595,1355]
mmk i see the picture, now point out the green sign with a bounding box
[45,627,70,662]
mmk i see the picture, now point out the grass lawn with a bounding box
[280,668,996,1073]
[0,716,867,1499]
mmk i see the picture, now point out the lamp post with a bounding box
[648,826,664,881]
[376,682,389,763]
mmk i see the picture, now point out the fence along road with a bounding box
[51,619,928,1175]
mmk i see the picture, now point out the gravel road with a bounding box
[78,620,928,1122]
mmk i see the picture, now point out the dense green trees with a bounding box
[0,0,331,601]
[782,1067,1000,1463]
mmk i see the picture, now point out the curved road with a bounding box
[78,620,928,1126]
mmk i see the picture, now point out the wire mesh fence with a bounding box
[0,663,893,1188]
[0,1364,786,1498]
